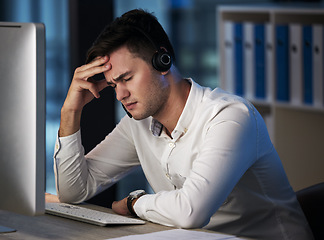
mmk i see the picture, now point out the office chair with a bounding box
[296,182,324,240]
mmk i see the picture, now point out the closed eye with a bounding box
[122,76,132,82]
[108,71,133,88]
[106,77,132,88]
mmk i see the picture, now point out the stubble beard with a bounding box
[133,73,170,121]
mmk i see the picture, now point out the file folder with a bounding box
[265,23,274,102]
[289,24,303,105]
[312,24,324,107]
[243,22,254,100]
[303,25,313,104]
[254,23,266,99]
[276,25,290,102]
[234,22,244,96]
[223,21,235,94]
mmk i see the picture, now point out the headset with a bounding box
[131,26,172,72]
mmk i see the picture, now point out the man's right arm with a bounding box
[58,56,111,137]
[54,56,112,203]
[58,107,82,137]
[54,116,140,204]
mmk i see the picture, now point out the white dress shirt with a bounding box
[54,79,313,240]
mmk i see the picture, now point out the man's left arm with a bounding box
[111,106,258,228]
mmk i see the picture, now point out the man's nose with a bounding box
[115,84,130,102]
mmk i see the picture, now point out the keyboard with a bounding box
[45,202,145,226]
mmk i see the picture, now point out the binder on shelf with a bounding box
[265,23,274,102]
[223,21,235,94]
[302,25,313,105]
[243,22,254,100]
[219,7,324,115]
[234,22,244,96]
[275,24,290,102]
[254,23,266,99]
[312,24,324,108]
[289,23,303,106]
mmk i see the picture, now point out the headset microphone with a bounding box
[122,103,133,118]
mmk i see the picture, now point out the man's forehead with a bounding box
[107,50,135,76]
[105,68,130,82]
[105,46,149,82]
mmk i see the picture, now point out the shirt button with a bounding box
[165,173,171,179]
[168,142,175,148]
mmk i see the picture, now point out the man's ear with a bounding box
[161,70,170,75]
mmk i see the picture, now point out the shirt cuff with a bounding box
[54,129,82,164]
[133,194,151,220]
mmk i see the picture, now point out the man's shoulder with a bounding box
[202,87,248,108]
[198,87,255,124]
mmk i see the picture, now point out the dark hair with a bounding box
[86,9,175,66]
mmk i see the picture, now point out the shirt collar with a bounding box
[149,78,204,139]
[150,118,163,137]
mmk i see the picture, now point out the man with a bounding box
[54,9,313,239]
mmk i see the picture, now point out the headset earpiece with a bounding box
[152,48,172,72]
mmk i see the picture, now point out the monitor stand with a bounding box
[0,225,16,233]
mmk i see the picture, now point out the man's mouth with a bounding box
[124,102,137,110]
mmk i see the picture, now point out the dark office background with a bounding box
[0,0,323,207]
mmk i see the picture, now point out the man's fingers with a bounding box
[75,79,104,99]
[75,62,111,82]
[78,55,110,73]
[64,56,111,109]
[72,55,111,83]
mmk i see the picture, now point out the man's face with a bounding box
[104,46,170,120]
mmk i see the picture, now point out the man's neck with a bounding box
[154,78,191,137]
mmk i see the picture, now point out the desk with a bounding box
[0,205,174,240]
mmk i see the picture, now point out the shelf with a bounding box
[218,5,324,191]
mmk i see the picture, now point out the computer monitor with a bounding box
[0,22,46,231]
